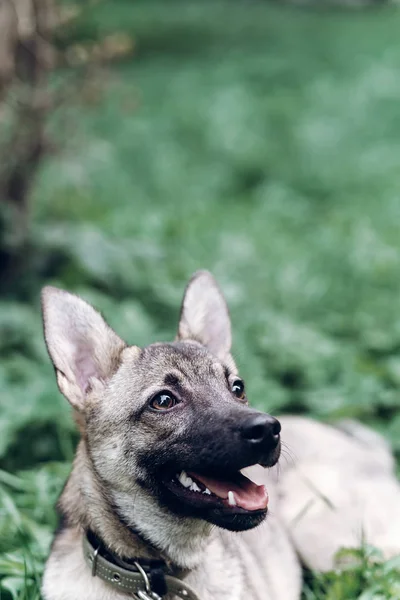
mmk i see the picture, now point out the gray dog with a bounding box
[41,271,400,600]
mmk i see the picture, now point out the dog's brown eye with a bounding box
[150,391,178,411]
[231,380,245,400]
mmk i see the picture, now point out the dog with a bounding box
[41,270,302,600]
[41,271,400,600]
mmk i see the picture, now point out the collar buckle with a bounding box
[132,561,162,600]
[91,545,100,577]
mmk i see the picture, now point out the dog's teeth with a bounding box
[203,487,211,495]
[178,471,194,488]
[228,491,236,506]
[178,471,204,493]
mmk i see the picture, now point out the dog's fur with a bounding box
[41,271,400,600]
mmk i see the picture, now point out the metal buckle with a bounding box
[135,592,162,600]
[132,561,162,600]
[91,545,100,577]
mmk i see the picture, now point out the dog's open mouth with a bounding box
[165,469,268,513]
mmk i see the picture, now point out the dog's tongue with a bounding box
[191,472,268,511]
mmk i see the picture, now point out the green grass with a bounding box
[1,0,400,597]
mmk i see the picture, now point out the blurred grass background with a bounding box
[1,0,400,597]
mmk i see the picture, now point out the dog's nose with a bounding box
[241,414,281,447]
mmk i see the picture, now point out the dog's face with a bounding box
[42,272,280,533]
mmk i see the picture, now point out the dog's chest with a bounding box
[42,522,300,600]
[183,524,300,600]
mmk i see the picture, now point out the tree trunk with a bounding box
[0,0,55,290]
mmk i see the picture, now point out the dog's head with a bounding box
[42,271,280,534]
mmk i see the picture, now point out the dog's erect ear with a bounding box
[178,271,232,360]
[41,287,126,410]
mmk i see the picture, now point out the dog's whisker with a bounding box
[280,442,297,466]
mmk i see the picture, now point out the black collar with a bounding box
[87,529,165,570]
[83,530,199,599]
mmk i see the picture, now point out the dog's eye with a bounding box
[231,379,245,400]
[150,391,178,411]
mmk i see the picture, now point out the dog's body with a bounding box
[44,458,301,600]
[41,272,400,600]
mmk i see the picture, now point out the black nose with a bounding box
[241,413,281,447]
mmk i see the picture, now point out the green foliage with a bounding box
[0,465,69,598]
[303,547,400,600]
[1,1,400,597]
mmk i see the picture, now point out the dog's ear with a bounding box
[178,271,232,360]
[41,287,126,411]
